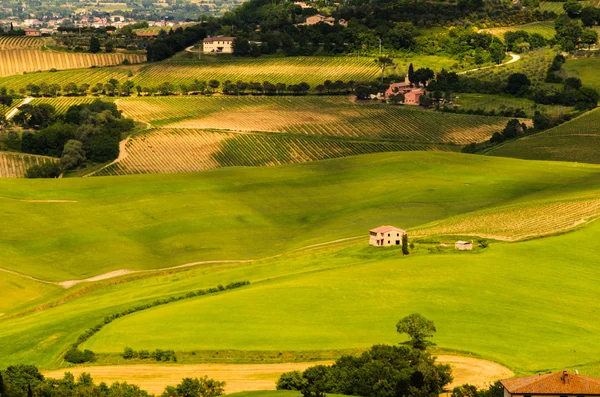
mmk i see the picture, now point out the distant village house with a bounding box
[502,371,600,397]
[24,28,41,37]
[455,241,473,251]
[203,36,234,54]
[369,226,406,247]
[384,73,424,105]
[302,14,347,27]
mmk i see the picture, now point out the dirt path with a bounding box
[42,355,512,394]
[458,53,520,75]
[5,97,33,120]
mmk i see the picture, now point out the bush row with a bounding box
[123,347,177,361]
[70,281,251,357]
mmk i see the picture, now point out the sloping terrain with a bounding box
[488,109,600,163]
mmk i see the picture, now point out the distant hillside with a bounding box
[487,108,600,164]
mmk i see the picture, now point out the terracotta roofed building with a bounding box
[502,371,600,397]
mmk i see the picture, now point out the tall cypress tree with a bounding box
[408,63,415,86]
[27,384,32,397]
[402,233,409,256]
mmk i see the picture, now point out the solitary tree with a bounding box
[375,56,394,83]
[402,233,409,255]
[396,313,436,350]
[408,63,415,85]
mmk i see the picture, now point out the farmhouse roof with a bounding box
[24,28,39,32]
[502,371,600,395]
[370,225,405,234]
[203,36,234,43]
[455,241,471,244]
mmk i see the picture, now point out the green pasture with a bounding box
[2,152,600,281]
[488,108,600,163]
[563,57,600,93]
[78,219,600,372]
[2,153,600,373]
[0,273,62,316]
[452,93,573,117]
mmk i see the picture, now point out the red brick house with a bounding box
[384,74,425,105]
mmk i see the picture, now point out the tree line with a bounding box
[0,365,224,397]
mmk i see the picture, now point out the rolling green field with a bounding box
[452,93,573,117]
[7,151,597,281]
[563,57,600,93]
[2,153,600,374]
[488,108,600,163]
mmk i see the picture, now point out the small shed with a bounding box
[455,241,473,251]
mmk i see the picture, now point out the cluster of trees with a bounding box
[277,314,452,397]
[503,30,547,53]
[19,79,137,98]
[15,101,135,174]
[0,365,224,397]
[147,25,208,61]
[439,28,505,65]
[122,347,177,362]
[24,162,62,179]
[554,14,598,51]
[490,118,528,143]
[63,348,96,364]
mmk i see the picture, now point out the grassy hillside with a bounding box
[3,152,600,281]
[487,108,600,163]
[563,57,600,93]
[3,153,600,373]
[78,220,600,372]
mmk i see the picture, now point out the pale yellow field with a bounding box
[0,50,145,77]
[43,355,513,394]
[412,197,600,240]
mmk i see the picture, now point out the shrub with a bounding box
[24,162,61,178]
[64,348,96,364]
[276,370,305,390]
[123,347,137,359]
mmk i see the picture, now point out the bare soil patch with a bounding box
[43,362,331,394]
[43,355,512,394]
[436,355,514,389]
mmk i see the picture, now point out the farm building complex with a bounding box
[384,75,425,105]
[203,36,234,53]
[369,225,406,247]
[502,371,600,397]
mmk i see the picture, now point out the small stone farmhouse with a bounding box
[203,36,234,53]
[384,74,425,105]
[502,371,600,397]
[303,14,347,26]
[369,225,406,247]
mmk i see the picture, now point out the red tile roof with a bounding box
[370,225,406,234]
[502,371,600,395]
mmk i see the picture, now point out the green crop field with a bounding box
[452,93,573,117]
[30,97,116,114]
[2,153,600,375]
[482,21,556,40]
[539,0,597,14]
[487,108,600,163]
[0,53,465,94]
[466,48,556,85]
